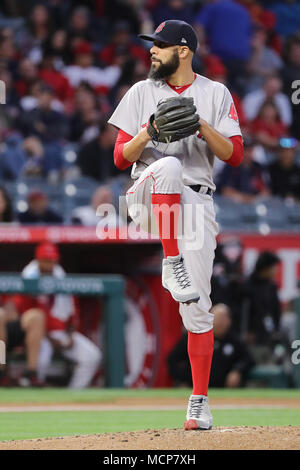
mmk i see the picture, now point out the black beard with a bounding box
[148,50,180,81]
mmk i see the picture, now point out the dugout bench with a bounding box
[0,274,125,387]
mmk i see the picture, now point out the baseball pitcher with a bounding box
[108,20,243,430]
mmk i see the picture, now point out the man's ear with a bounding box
[179,46,192,60]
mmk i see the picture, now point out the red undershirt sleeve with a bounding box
[226,135,243,167]
[114,129,134,170]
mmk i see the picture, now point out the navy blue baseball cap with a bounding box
[139,20,198,53]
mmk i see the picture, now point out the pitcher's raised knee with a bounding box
[151,157,183,194]
[180,307,214,334]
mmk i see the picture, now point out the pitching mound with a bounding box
[1,426,299,450]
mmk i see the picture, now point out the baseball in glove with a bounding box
[147,96,200,143]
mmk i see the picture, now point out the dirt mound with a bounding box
[1,426,299,450]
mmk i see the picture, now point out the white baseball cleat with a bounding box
[184,395,213,430]
[162,254,200,304]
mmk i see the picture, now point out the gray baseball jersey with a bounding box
[108,74,242,191]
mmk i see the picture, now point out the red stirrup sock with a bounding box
[151,193,181,258]
[187,330,214,396]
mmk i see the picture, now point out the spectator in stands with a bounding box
[14,58,39,98]
[23,3,54,64]
[22,242,101,388]
[0,132,64,181]
[69,83,101,143]
[281,34,300,138]
[0,29,18,72]
[19,80,40,112]
[23,135,41,175]
[18,190,63,225]
[71,185,122,227]
[217,136,270,203]
[243,74,292,127]
[62,40,121,90]
[19,80,64,113]
[0,297,45,387]
[269,137,300,200]
[44,1,71,32]
[0,186,13,223]
[18,82,69,143]
[209,303,255,387]
[39,49,73,103]
[250,99,288,151]
[237,125,267,166]
[67,6,93,44]
[0,133,25,180]
[151,0,195,27]
[167,304,254,388]
[99,21,150,69]
[77,121,126,181]
[244,251,281,358]
[104,0,140,36]
[246,25,283,91]
[23,136,64,180]
[28,3,53,42]
[270,0,300,38]
[194,0,253,93]
[43,29,70,68]
[19,136,45,178]
[0,27,15,43]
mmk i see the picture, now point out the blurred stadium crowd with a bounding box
[0,0,299,389]
[0,0,298,227]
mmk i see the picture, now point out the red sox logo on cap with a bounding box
[155,22,166,33]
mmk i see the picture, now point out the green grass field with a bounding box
[1,387,300,403]
[0,388,299,441]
